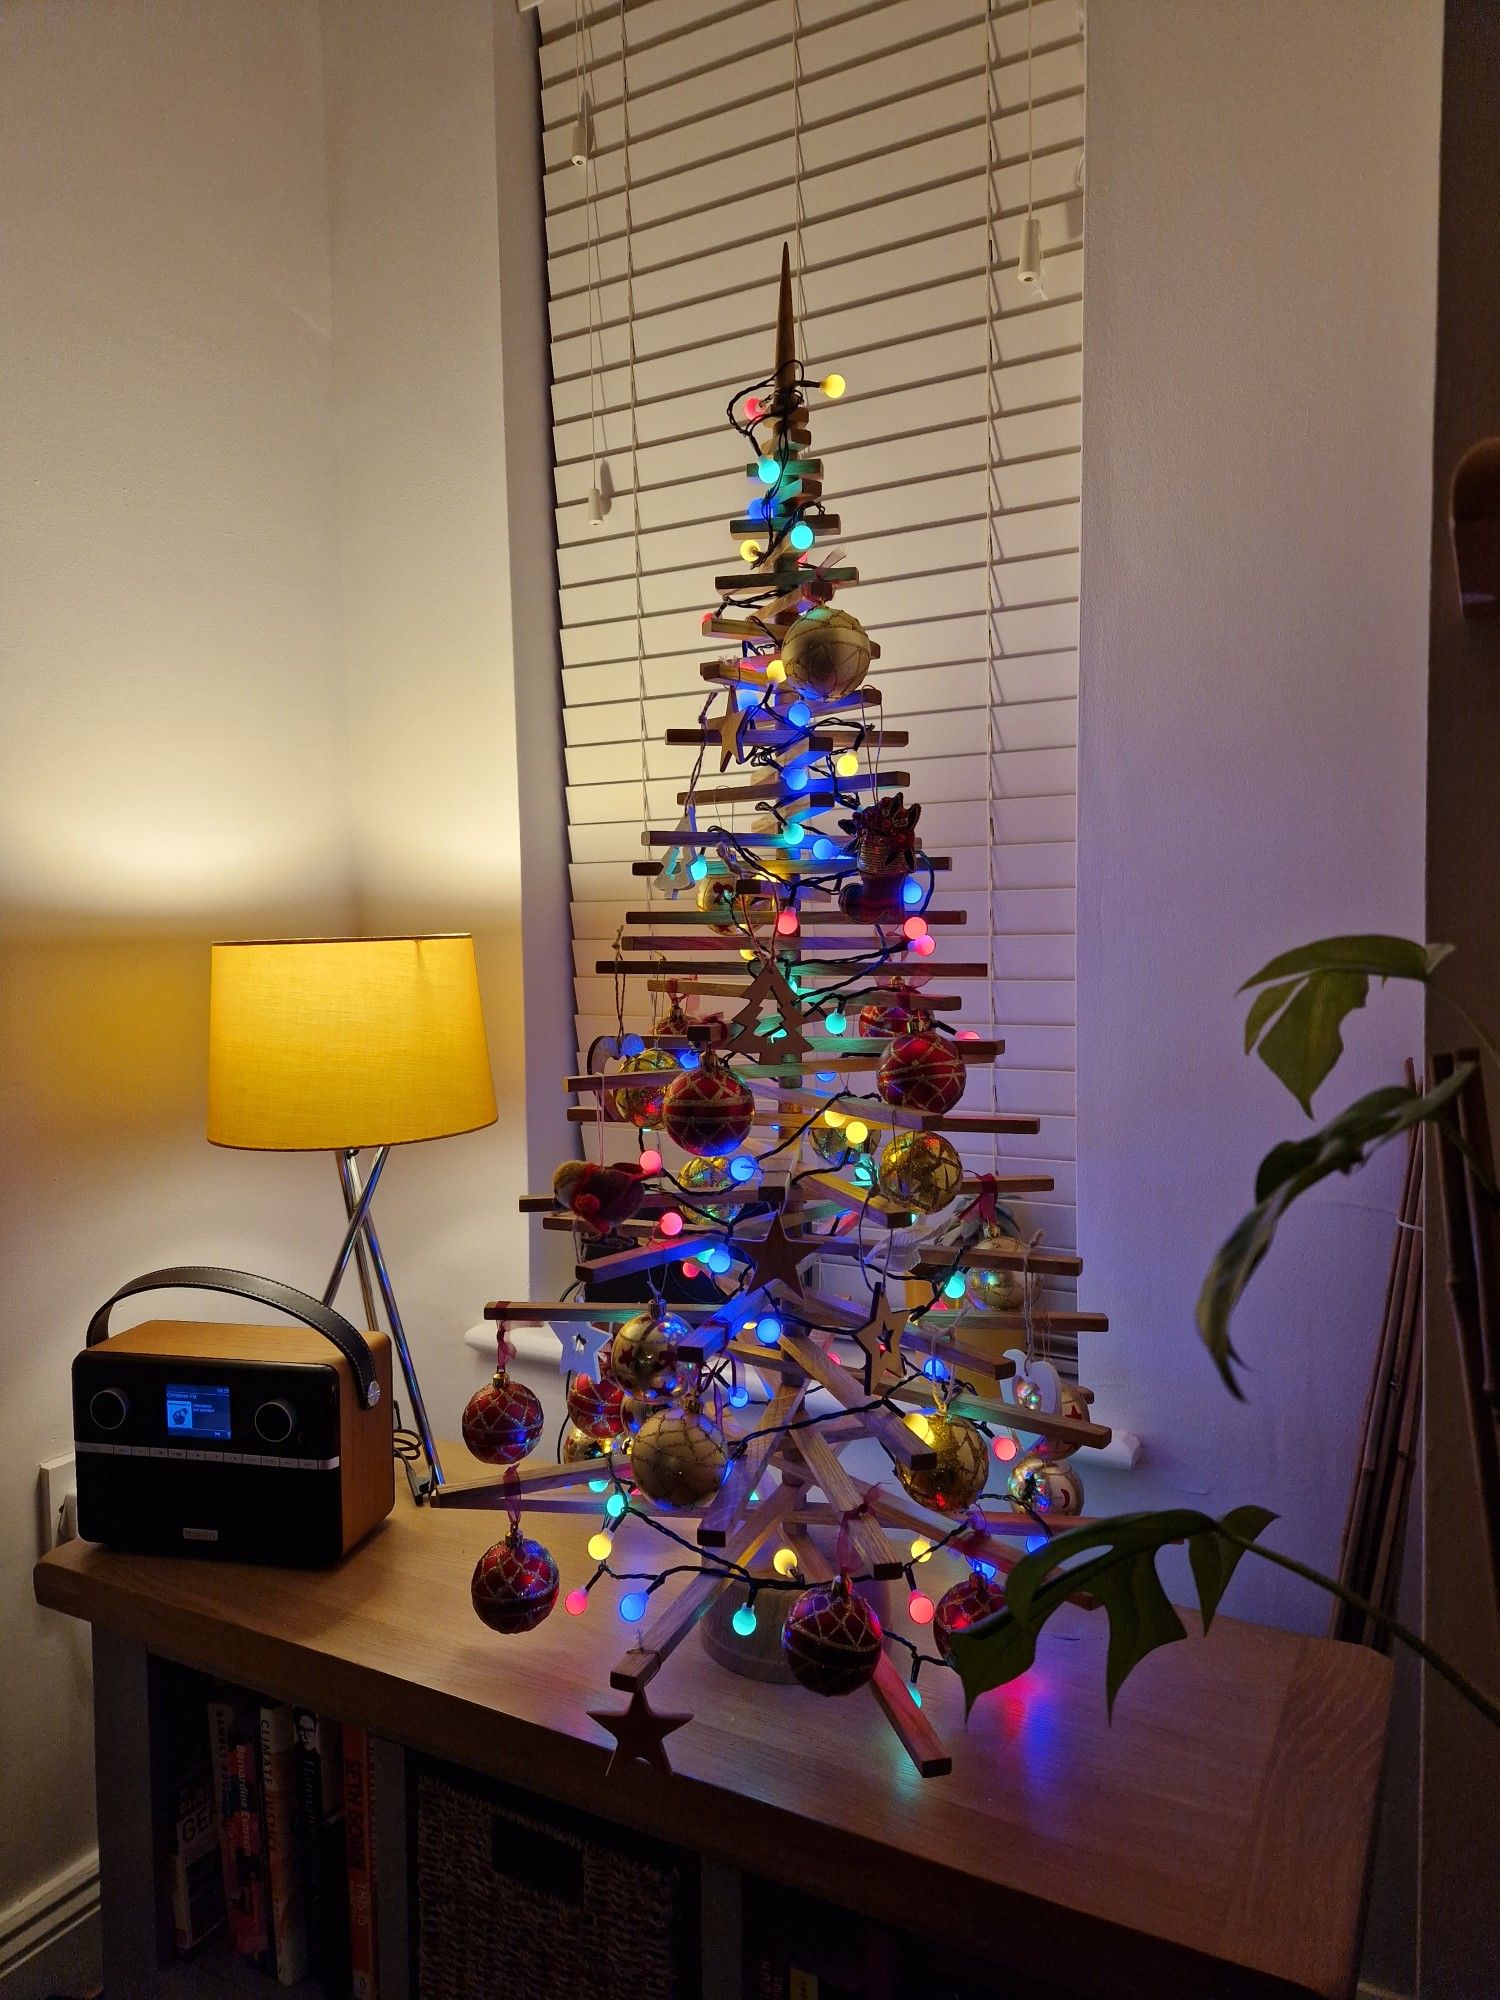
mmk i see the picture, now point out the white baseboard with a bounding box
[0,1851,100,2000]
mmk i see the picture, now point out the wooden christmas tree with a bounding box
[433,249,1111,1778]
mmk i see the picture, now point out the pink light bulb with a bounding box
[775,909,800,936]
[745,395,763,420]
[638,1148,662,1175]
[659,1210,684,1238]
[956,1030,979,1043]
[910,932,937,957]
[565,1588,589,1616]
[902,916,928,940]
[993,1435,1018,1463]
[908,1591,936,1627]
[682,1259,701,1279]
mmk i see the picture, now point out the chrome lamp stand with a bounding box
[322,1148,445,1499]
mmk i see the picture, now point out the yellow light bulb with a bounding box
[910,1536,933,1564]
[823,1108,847,1129]
[844,1118,869,1146]
[821,372,846,399]
[835,751,859,777]
[739,946,756,962]
[765,658,786,683]
[587,1532,613,1562]
[906,1412,936,1446]
[772,1546,800,1578]
[740,538,761,563]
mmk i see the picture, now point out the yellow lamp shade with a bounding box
[208,935,497,1150]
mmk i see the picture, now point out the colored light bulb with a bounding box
[622,1033,646,1057]
[588,1476,608,1492]
[605,1490,628,1519]
[922,1355,950,1382]
[739,946,756,961]
[736,685,759,710]
[823,1109,846,1129]
[956,1029,979,1043]
[587,1532,613,1561]
[787,699,812,728]
[853,1159,874,1185]
[786,767,809,793]
[910,933,936,956]
[765,657,786,682]
[909,1591,936,1627]
[758,456,780,484]
[679,1047,701,1070]
[907,1411,936,1446]
[815,1069,837,1086]
[1026,1534,1048,1553]
[995,1432,1020,1465]
[732,1604,758,1637]
[910,1536,933,1563]
[706,1245,733,1274]
[729,1153,756,1182]
[619,1591,648,1622]
[565,1588,589,1616]
[729,1384,750,1409]
[745,395,763,420]
[740,538,760,563]
[775,909,800,936]
[825,1010,847,1035]
[658,1209,684,1237]
[943,1270,967,1299]
[781,822,804,848]
[812,836,836,860]
[773,1546,799,1577]
[835,752,859,776]
[755,1315,783,1346]
[909,1685,923,1708]
[901,876,924,907]
[972,1559,998,1582]
[689,855,709,882]
[789,520,814,552]
[903,916,928,940]
[820,372,846,399]
[843,1118,869,1145]
[682,1259,701,1279]
[639,1148,663,1175]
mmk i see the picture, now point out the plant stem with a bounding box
[1221,1531,1500,1730]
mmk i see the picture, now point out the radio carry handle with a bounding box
[85,1266,382,1411]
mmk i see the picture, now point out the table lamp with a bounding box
[207,934,497,1496]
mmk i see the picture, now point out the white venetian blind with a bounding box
[535,0,1084,1257]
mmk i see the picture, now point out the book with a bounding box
[168,1762,225,1955]
[344,1723,378,2000]
[294,1707,349,1991]
[260,1704,308,1985]
[205,1694,240,1953]
[224,1711,271,1968]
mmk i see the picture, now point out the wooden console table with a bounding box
[35,1471,1391,1999]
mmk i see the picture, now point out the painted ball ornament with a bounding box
[560,1422,609,1465]
[1007,1450,1084,1516]
[780,606,872,700]
[608,1311,686,1400]
[933,1571,1009,1660]
[858,983,930,1040]
[782,1576,883,1696]
[565,1369,624,1440]
[877,1032,965,1115]
[462,1368,544,1466]
[605,1049,676,1127]
[629,1405,730,1509]
[877,1131,963,1214]
[470,1525,559,1635]
[1025,1383,1091,1462]
[810,1119,875,1170]
[895,1409,989,1512]
[663,1058,754,1156]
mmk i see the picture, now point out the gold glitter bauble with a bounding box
[965,1262,1024,1314]
[810,1120,874,1170]
[630,1406,730,1509]
[894,1410,989,1513]
[1006,1449,1084,1516]
[604,1049,676,1127]
[677,1152,732,1222]
[780,607,872,700]
[560,1424,608,1465]
[876,1131,963,1214]
[608,1311,685,1400]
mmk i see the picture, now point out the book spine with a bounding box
[169,1772,225,1956]
[260,1704,308,1986]
[227,1728,270,1967]
[294,1711,348,1989]
[344,1724,378,2000]
[205,1698,241,1954]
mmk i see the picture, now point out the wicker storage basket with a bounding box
[410,1755,699,1999]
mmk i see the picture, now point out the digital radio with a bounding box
[73,1267,395,1567]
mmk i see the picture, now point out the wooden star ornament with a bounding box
[739,1208,815,1300]
[556,1319,614,1382]
[716,698,749,771]
[850,1284,910,1394]
[588,1686,693,1777]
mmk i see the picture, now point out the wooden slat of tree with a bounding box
[698,1378,807,1550]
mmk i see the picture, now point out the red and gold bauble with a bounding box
[858,988,931,1039]
[782,1576,883,1696]
[565,1370,624,1440]
[462,1369,544,1466]
[629,1405,730,1509]
[933,1571,1008,1659]
[895,1409,989,1512]
[1006,1450,1084,1517]
[470,1526,559,1635]
[608,1310,686,1400]
[877,1032,965,1115]
[551,1158,646,1237]
[663,1058,754,1156]
[605,1049,676,1127]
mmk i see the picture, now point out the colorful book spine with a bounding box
[169,1769,225,1956]
[343,1724,378,2000]
[260,1704,308,1985]
[205,1695,238,1948]
[226,1718,270,1968]
[294,1708,348,1990]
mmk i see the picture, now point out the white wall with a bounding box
[0,0,352,1946]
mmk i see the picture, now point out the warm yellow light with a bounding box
[772,1546,799,1578]
[765,658,786,683]
[740,538,761,563]
[587,1532,613,1562]
[207,936,496,1150]
[910,1536,933,1564]
[739,946,756,961]
[844,1118,869,1146]
[906,1412,936,1446]
[822,1108,847,1129]
[835,752,859,777]
[821,373,846,399]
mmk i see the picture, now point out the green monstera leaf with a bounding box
[1196,1067,1475,1395]
[946,1507,1277,1718]
[1239,935,1452,1114]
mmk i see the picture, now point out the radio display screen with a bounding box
[164,1383,232,1440]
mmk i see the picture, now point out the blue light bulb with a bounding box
[588,1477,608,1493]
[688,856,709,882]
[972,1559,997,1581]
[789,520,815,552]
[605,1490,627,1519]
[755,1314,783,1346]
[732,1604,758,1637]
[736,685,759,710]
[922,1356,951,1382]
[729,1154,756,1183]
[786,767,809,794]
[678,1047,701,1070]
[812,836,836,860]
[825,1010,847,1035]
[757,456,780,484]
[943,1271,967,1299]
[787,699,812,729]
[729,1384,750,1409]
[619,1592,648,1622]
[621,1033,645,1057]
[853,1160,874,1186]
[909,1685,923,1708]
[749,495,771,521]
[815,1069,837,1086]
[781,823,804,848]
[1025,1534,1048,1554]
[706,1245,733,1274]
[901,876,924,908]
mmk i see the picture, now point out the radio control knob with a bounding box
[89,1387,130,1432]
[254,1399,296,1446]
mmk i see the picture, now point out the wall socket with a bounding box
[38,1452,78,1554]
